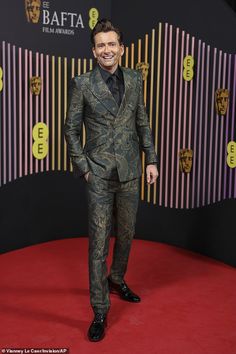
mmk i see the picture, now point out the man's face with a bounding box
[26,0,40,23]
[92,31,124,73]
[215,89,229,115]
[179,149,193,173]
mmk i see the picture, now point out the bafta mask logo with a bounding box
[30,76,42,95]
[215,89,229,116]
[136,62,149,81]
[179,149,193,173]
[25,0,41,24]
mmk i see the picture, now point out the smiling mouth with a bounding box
[102,56,114,60]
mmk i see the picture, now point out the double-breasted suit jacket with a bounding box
[64,66,157,181]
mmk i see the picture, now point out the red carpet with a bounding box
[0,237,236,354]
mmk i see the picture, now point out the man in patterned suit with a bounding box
[64,19,158,341]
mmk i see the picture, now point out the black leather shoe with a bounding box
[108,278,141,303]
[88,313,107,342]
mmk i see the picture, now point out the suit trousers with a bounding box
[86,173,140,314]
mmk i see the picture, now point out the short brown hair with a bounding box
[91,19,123,46]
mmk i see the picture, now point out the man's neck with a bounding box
[98,64,118,74]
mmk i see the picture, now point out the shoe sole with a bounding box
[88,332,105,342]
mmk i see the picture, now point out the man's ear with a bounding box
[92,47,97,59]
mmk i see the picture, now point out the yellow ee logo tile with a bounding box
[32,122,49,160]
[227,141,236,168]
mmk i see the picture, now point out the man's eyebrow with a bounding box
[96,41,117,45]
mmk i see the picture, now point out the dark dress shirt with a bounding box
[98,65,124,107]
[97,65,125,179]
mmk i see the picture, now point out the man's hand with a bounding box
[146,164,159,184]
[84,171,90,182]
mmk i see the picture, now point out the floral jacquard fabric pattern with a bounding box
[64,66,157,181]
[87,174,139,313]
[64,65,157,314]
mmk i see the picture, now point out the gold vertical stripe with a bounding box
[149,32,155,131]
[147,30,155,203]
[125,47,129,67]
[131,43,134,69]
[58,57,61,170]
[64,57,67,171]
[83,58,87,73]
[78,58,81,75]
[138,39,142,61]
[89,58,93,70]
[153,23,162,204]
[52,56,55,170]
[71,58,75,78]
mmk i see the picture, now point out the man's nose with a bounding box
[104,45,110,53]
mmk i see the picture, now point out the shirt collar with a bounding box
[98,65,123,83]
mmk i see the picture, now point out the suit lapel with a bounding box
[117,67,133,117]
[87,66,136,118]
[88,66,119,117]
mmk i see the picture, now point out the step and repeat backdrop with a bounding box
[0,0,236,265]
